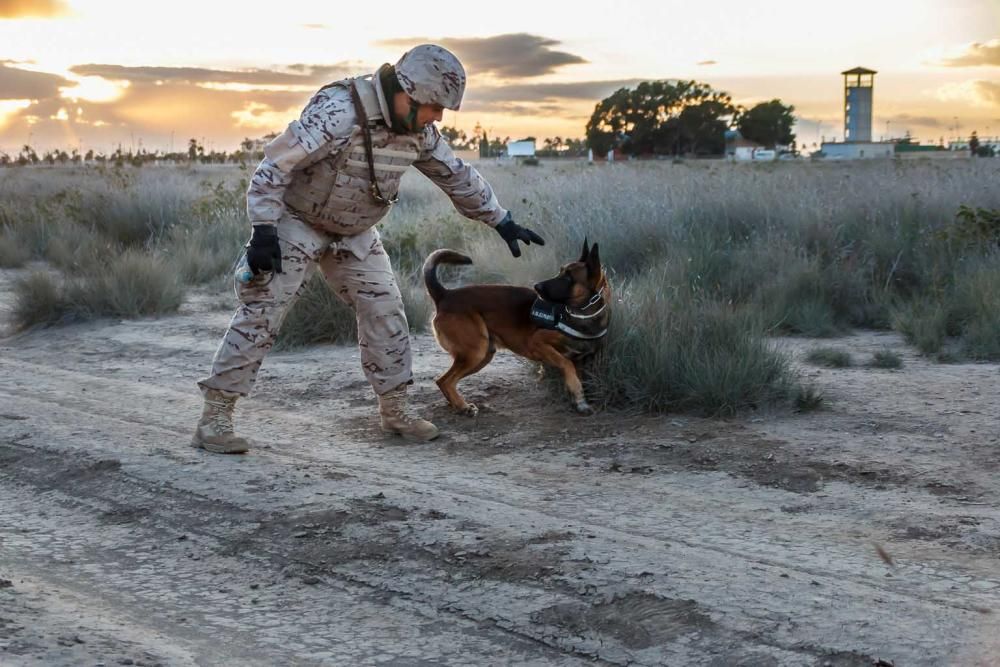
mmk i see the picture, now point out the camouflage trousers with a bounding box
[197,215,412,397]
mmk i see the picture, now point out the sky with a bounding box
[0,0,997,154]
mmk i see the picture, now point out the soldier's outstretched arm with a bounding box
[413,126,545,257]
[412,125,509,227]
[246,87,357,226]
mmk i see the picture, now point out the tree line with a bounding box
[0,136,276,168]
[2,79,798,166]
[585,79,795,157]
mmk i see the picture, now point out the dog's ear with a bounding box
[586,242,601,277]
[579,237,590,263]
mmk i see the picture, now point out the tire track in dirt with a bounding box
[1,439,810,666]
[2,357,997,596]
[0,478,587,667]
[3,352,999,664]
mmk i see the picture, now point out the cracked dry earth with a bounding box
[2,276,1000,666]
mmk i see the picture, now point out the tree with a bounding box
[736,99,796,149]
[676,99,731,155]
[564,138,587,157]
[585,80,736,157]
[188,138,204,161]
[440,125,471,150]
[18,144,38,165]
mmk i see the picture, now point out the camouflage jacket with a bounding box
[247,74,507,239]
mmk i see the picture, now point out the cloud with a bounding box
[940,39,1000,67]
[0,0,69,18]
[470,79,642,104]
[69,63,358,87]
[974,80,1000,104]
[459,79,643,116]
[1,75,313,152]
[937,79,1000,107]
[460,100,578,117]
[377,34,587,78]
[0,61,72,99]
[887,114,942,128]
[697,60,718,66]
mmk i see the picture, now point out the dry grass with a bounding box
[2,157,998,412]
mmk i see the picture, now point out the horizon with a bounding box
[1,0,998,154]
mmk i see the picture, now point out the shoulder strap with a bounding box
[349,81,396,206]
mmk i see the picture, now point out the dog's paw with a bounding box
[459,403,480,417]
[574,401,595,416]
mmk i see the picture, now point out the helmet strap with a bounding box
[379,63,420,134]
[401,98,419,133]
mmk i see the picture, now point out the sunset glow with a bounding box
[60,75,129,103]
[0,0,997,153]
[0,98,30,128]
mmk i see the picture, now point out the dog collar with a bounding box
[564,292,607,320]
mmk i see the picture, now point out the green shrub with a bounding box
[794,384,825,412]
[805,347,853,368]
[890,257,1000,360]
[586,270,793,415]
[66,250,184,319]
[891,298,950,355]
[869,349,903,369]
[0,226,31,268]
[11,271,69,329]
[951,260,1000,360]
[941,205,1000,246]
[167,219,247,284]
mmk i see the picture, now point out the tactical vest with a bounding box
[283,78,421,237]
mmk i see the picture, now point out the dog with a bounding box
[422,239,611,415]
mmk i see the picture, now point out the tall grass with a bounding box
[2,158,998,413]
[10,251,184,328]
[583,270,793,415]
[0,165,247,280]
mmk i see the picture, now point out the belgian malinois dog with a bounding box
[423,240,611,415]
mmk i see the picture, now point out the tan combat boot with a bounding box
[191,389,250,454]
[378,385,440,442]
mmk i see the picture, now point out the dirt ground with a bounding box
[1,268,999,667]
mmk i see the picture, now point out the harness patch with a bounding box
[530,298,565,329]
[530,298,608,340]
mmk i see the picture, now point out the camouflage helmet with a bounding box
[395,44,466,111]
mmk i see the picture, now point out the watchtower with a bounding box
[842,67,876,142]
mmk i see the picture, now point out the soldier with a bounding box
[193,44,545,454]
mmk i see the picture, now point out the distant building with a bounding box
[815,67,895,160]
[725,131,773,161]
[949,137,999,154]
[506,139,536,158]
[843,67,876,142]
[819,141,893,159]
[893,137,944,154]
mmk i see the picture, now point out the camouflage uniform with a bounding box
[198,52,508,399]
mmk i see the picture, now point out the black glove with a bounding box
[246,224,283,275]
[495,213,545,258]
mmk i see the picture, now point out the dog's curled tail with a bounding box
[423,249,473,304]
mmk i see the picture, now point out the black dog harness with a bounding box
[530,292,609,340]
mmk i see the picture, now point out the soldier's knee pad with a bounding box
[357,296,408,338]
